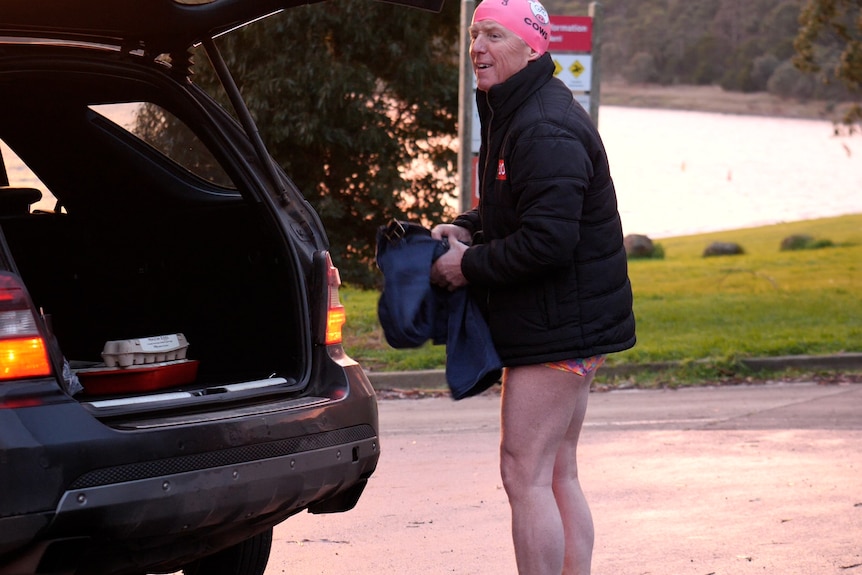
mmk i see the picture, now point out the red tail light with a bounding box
[0,272,52,380]
[324,254,346,346]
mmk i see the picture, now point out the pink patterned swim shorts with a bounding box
[543,355,606,377]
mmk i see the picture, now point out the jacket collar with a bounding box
[478,52,554,124]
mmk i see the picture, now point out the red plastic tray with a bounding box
[77,359,199,396]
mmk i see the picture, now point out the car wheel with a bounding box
[182,528,272,575]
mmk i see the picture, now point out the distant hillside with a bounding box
[545,0,856,108]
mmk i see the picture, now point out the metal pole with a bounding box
[588,2,602,127]
[457,0,476,215]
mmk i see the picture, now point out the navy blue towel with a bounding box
[376,221,502,400]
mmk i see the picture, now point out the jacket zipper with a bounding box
[479,91,494,309]
[479,90,495,221]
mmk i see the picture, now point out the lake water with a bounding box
[4,106,861,238]
[598,106,862,238]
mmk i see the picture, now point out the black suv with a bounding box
[0,0,440,573]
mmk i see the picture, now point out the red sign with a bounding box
[548,15,592,53]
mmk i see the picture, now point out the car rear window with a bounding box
[91,103,235,189]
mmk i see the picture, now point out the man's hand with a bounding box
[431,237,469,290]
[431,224,472,245]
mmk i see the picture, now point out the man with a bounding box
[430,1,636,573]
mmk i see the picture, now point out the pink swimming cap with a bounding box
[472,0,551,55]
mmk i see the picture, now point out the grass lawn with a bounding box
[340,214,862,384]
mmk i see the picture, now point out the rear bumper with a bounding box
[0,365,380,574]
[55,426,378,534]
[1,425,378,575]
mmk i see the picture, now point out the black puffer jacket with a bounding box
[455,53,635,366]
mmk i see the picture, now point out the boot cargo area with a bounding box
[0,201,306,394]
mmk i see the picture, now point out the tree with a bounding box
[794,0,862,130]
[763,2,806,60]
[768,58,817,97]
[622,52,659,83]
[750,53,780,91]
[193,0,462,286]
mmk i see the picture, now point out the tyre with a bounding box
[182,528,273,575]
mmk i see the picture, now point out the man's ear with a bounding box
[528,49,541,61]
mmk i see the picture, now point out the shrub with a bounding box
[628,242,665,260]
[624,234,665,259]
[767,60,816,99]
[780,234,835,251]
[703,242,745,257]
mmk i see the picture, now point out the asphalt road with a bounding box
[268,382,862,575]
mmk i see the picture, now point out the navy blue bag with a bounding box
[375,220,502,400]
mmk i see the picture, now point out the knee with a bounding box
[500,446,539,500]
[499,448,521,496]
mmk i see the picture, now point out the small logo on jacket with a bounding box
[497,159,507,180]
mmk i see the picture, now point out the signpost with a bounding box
[458,3,602,211]
[550,15,594,116]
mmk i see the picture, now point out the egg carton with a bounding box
[101,333,189,368]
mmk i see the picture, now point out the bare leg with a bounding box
[554,371,595,575]
[500,364,594,575]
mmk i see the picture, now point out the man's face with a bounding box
[470,20,537,92]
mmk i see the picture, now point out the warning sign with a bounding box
[569,60,586,77]
[552,54,592,92]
